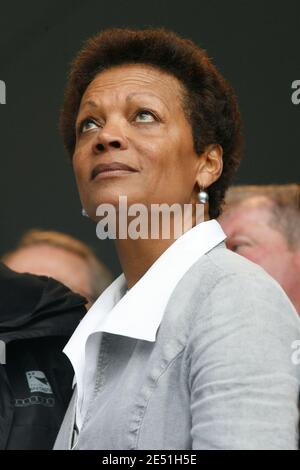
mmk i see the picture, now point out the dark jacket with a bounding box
[0,262,86,449]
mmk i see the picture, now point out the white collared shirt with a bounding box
[63,219,226,430]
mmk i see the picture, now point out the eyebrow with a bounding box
[81,92,170,111]
[126,92,169,109]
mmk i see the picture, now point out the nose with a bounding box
[92,120,128,154]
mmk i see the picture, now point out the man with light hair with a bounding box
[2,229,113,307]
[219,184,300,313]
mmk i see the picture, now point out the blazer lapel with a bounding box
[53,387,77,450]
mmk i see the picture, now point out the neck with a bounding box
[114,209,208,289]
[115,237,175,289]
[286,286,300,316]
[283,251,300,315]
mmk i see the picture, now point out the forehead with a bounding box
[8,245,85,269]
[221,197,274,230]
[80,63,185,108]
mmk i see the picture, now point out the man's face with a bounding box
[219,196,295,291]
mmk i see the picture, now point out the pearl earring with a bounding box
[198,188,209,204]
[81,208,89,217]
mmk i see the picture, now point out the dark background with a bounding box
[0,0,299,276]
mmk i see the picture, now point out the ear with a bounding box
[195,144,223,190]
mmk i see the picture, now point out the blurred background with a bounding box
[0,0,299,276]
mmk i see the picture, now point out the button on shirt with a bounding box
[63,219,226,431]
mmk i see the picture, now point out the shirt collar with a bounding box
[64,219,226,382]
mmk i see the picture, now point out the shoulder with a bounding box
[190,240,281,287]
[0,262,85,333]
[0,262,47,322]
[170,242,300,338]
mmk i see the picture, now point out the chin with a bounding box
[87,194,132,220]
[95,184,147,206]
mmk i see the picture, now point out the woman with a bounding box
[55,28,300,449]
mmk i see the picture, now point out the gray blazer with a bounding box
[54,242,300,450]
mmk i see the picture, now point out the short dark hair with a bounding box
[60,27,243,218]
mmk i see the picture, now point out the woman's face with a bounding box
[73,64,203,218]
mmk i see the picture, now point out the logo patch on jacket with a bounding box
[26,371,53,394]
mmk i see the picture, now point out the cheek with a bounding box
[242,245,286,276]
[134,136,168,170]
[171,128,198,183]
[132,138,174,198]
[72,159,92,209]
[237,246,267,263]
[72,150,89,187]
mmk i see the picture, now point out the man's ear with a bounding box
[195,144,223,189]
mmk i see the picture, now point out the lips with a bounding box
[91,162,138,180]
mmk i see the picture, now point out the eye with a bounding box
[79,118,99,134]
[135,110,157,123]
[231,243,243,253]
[228,239,251,253]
